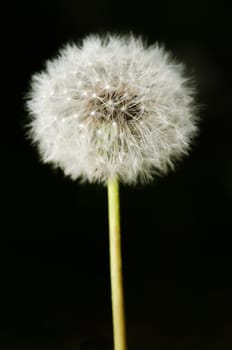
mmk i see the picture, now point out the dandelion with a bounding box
[26,34,198,350]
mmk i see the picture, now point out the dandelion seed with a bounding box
[26,33,198,185]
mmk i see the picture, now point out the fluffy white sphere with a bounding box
[27,34,198,184]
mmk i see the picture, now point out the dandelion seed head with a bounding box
[26,34,198,184]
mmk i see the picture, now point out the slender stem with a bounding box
[107,177,127,350]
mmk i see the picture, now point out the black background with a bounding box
[1,1,232,349]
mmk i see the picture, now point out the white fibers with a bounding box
[27,34,198,184]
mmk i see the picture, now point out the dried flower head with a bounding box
[27,34,198,184]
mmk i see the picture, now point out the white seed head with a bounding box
[26,34,198,185]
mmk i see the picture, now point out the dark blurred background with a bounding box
[1,0,232,349]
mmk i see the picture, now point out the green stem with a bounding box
[107,177,127,350]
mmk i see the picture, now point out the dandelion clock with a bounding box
[26,34,198,350]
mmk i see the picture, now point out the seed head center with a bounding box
[87,87,142,123]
